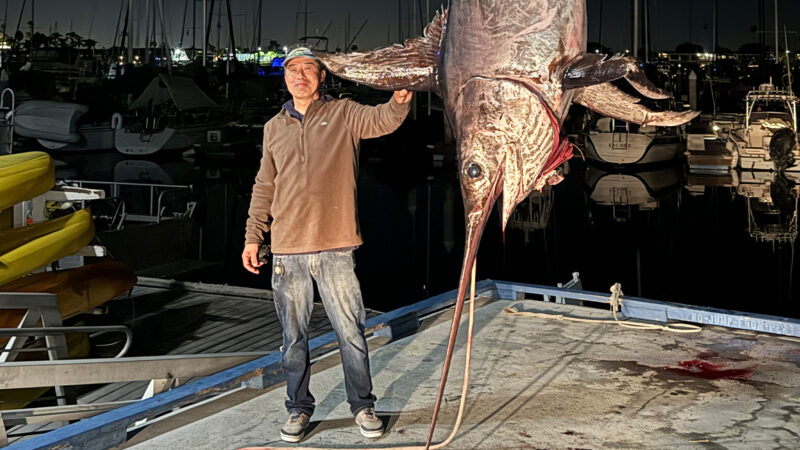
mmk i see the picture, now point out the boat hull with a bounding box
[584,132,680,166]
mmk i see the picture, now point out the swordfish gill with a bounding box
[316,0,698,446]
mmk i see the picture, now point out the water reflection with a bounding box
[737,172,799,246]
[584,164,682,224]
[47,149,799,319]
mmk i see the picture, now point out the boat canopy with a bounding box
[130,74,219,111]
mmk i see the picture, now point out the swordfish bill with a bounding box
[316,0,698,446]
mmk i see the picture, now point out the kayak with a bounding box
[0,209,95,285]
[0,260,137,321]
[0,151,55,211]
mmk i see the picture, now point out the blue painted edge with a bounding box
[16,278,799,449]
[494,280,800,337]
[10,280,496,450]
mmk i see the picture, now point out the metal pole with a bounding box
[202,0,206,66]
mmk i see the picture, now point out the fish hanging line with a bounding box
[241,262,481,450]
[502,282,703,334]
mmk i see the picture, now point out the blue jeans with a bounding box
[271,250,376,416]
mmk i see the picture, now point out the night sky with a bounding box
[3,0,800,54]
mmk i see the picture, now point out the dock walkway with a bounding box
[126,297,800,449]
[3,278,383,444]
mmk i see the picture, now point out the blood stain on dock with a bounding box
[664,359,754,380]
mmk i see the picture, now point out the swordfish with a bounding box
[316,0,698,445]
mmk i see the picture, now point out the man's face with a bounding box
[284,57,325,101]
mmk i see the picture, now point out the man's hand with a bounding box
[393,89,413,104]
[242,243,263,274]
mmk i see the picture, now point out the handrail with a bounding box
[0,325,133,358]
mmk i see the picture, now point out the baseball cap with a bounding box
[282,46,320,68]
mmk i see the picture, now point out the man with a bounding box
[242,46,412,443]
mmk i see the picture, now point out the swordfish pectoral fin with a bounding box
[563,54,670,100]
[573,84,700,127]
[314,9,447,93]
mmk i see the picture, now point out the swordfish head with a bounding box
[441,0,584,293]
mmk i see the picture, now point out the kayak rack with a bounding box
[0,291,269,446]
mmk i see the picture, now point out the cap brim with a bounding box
[282,54,320,68]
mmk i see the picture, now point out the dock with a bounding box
[7,280,799,449]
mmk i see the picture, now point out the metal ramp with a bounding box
[1,279,382,445]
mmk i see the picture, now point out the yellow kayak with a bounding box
[0,209,95,285]
[0,151,55,211]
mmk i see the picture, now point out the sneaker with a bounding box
[280,410,310,443]
[354,407,384,438]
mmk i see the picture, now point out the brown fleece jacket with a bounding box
[244,96,410,254]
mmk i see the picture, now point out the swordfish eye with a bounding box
[466,162,483,179]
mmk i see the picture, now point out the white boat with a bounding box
[115,74,234,156]
[14,100,88,144]
[684,113,741,173]
[13,100,122,152]
[581,115,682,166]
[728,84,800,172]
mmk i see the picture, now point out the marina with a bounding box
[2,0,800,448]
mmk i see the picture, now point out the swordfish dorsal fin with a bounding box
[573,83,700,127]
[563,53,669,100]
[314,9,447,93]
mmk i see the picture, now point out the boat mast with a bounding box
[633,0,638,58]
[203,0,207,67]
[774,0,779,63]
[127,0,132,63]
[398,0,402,42]
[179,0,188,49]
[225,0,235,54]
[204,0,215,66]
[644,0,649,63]
[598,0,603,51]
[785,26,793,96]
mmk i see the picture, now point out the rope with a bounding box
[503,282,702,334]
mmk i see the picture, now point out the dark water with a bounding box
[51,112,800,321]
